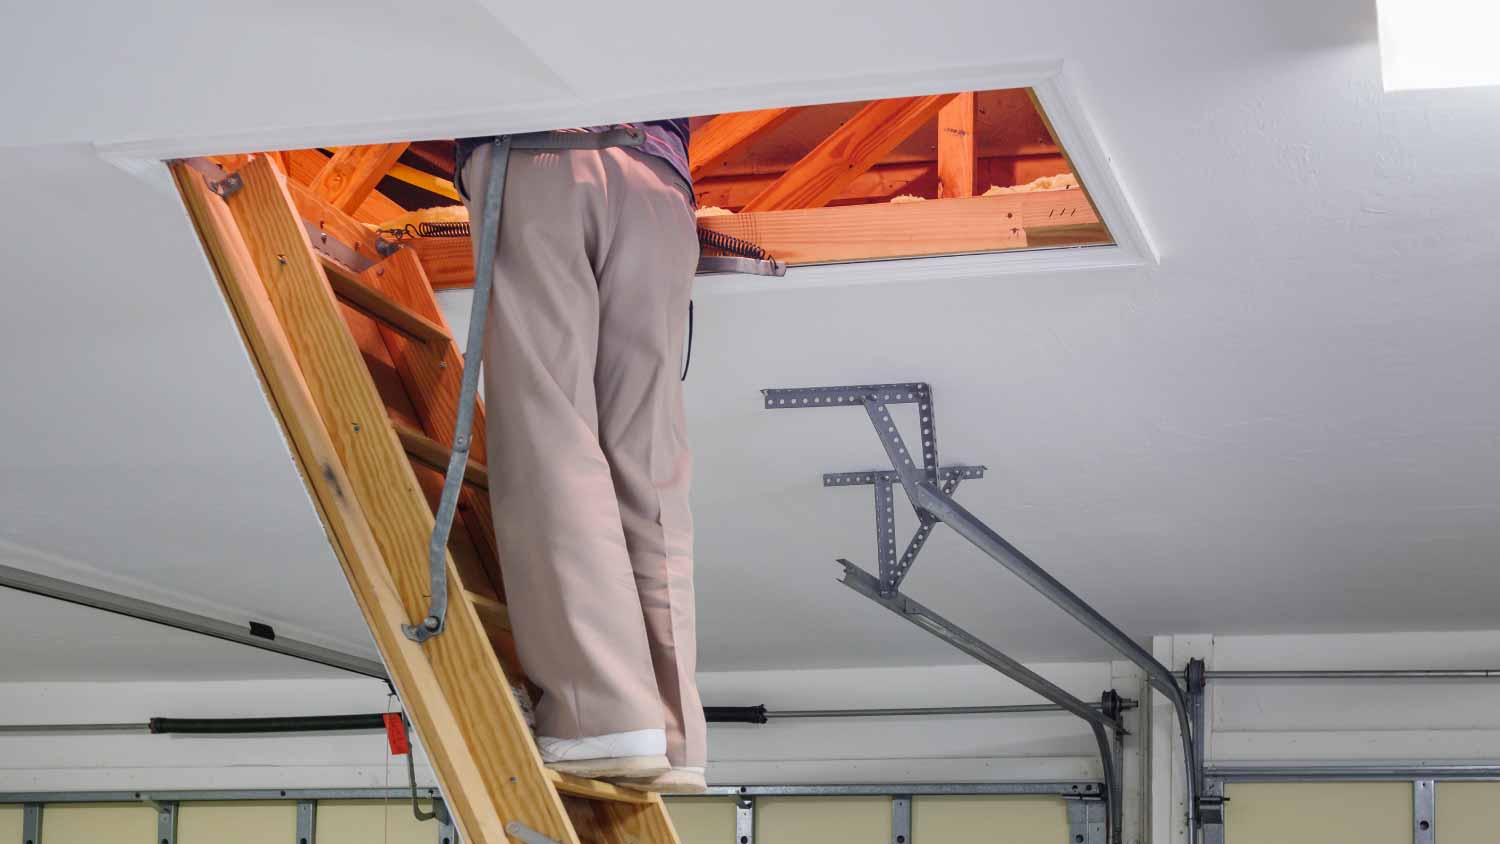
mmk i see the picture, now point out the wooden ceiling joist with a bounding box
[741,93,957,212]
[697,193,1030,264]
[404,186,1099,289]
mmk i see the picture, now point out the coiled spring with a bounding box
[377,221,473,240]
[697,227,770,260]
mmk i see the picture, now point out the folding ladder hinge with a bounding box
[375,237,403,258]
[504,820,561,844]
[179,157,244,198]
[209,172,244,198]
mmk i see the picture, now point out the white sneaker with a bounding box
[538,728,670,779]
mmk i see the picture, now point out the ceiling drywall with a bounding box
[3,0,1500,678]
[0,588,344,681]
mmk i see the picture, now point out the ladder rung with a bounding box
[320,255,450,343]
[465,588,511,631]
[546,769,654,804]
[396,425,490,490]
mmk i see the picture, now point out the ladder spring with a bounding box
[416,220,472,238]
[374,221,473,240]
[697,227,770,260]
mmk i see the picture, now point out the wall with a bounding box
[1,661,1136,791]
[1149,631,1500,844]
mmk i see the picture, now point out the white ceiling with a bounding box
[0,587,343,680]
[2,0,1500,679]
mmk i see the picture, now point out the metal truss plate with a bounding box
[824,466,986,487]
[763,383,931,410]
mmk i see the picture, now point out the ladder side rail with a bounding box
[179,156,580,844]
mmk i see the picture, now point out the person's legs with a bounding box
[463,143,667,775]
[591,148,707,781]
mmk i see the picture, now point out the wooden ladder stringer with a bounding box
[171,155,681,844]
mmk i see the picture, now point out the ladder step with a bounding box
[547,770,654,804]
[396,425,490,490]
[319,254,451,343]
[465,588,511,631]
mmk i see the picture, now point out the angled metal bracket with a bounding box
[764,380,1204,842]
[179,156,243,199]
[766,384,976,595]
[696,255,787,277]
[209,171,243,198]
[825,466,985,595]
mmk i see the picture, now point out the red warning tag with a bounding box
[383,712,411,755]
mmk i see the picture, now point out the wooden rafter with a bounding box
[314,143,410,213]
[694,154,1073,209]
[741,94,957,212]
[936,92,977,199]
[688,107,798,181]
[285,147,406,225]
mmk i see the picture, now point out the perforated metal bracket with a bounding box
[823,466,985,487]
[762,383,931,410]
[767,384,979,593]
[762,383,940,484]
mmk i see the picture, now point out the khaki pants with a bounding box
[461,143,705,768]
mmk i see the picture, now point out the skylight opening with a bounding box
[1378,0,1500,92]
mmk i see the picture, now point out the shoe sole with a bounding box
[545,754,670,779]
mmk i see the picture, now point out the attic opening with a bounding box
[198,86,1113,288]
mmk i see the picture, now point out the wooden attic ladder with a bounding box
[171,154,681,844]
